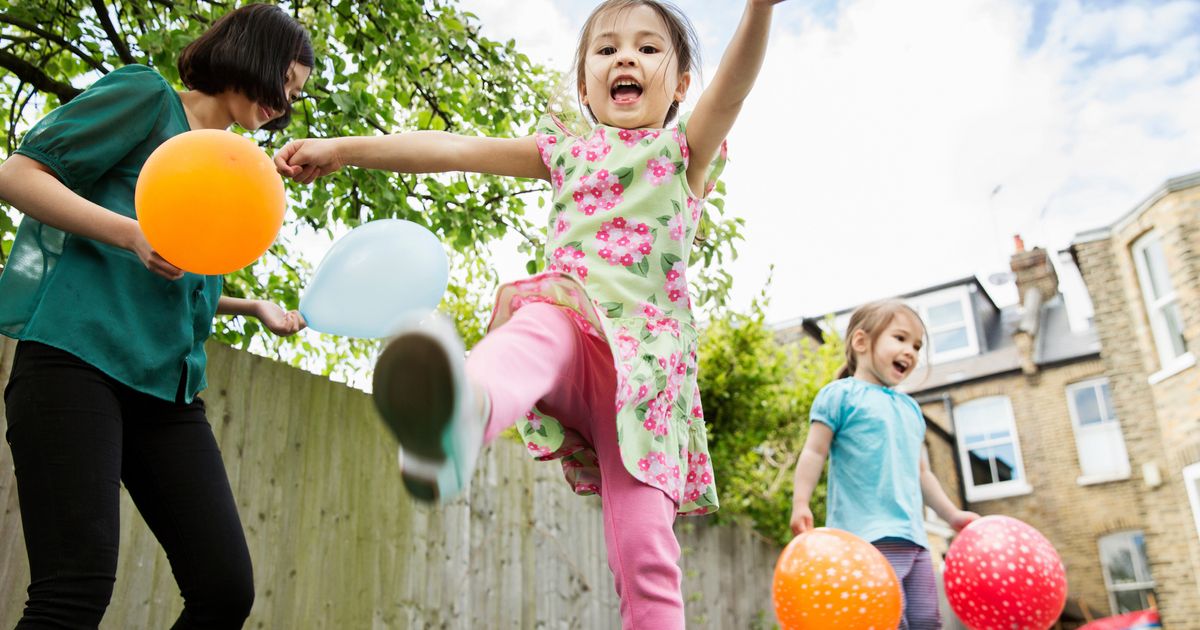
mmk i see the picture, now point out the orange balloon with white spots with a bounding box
[772,528,902,630]
[944,515,1067,630]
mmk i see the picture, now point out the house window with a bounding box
[1098,531,1156,614]
[1131,231,1187,369]
[916,289,979,364]
[1185,463,1200,544]
[1066,378,1130,482]
[953,396,1030,501]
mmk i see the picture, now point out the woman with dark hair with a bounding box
[0,4,314,628]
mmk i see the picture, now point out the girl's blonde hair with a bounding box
[836,300,927,380]
[571,0,701,126]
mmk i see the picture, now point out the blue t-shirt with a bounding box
[811,377,929,547]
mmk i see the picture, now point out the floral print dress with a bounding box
[486,113,726,516]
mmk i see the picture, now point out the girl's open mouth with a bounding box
[611,78,643,105]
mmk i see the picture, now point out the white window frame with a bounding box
[1131,231,1189,372]
[1185,463,1200,544]
[1065,378,1131,484]
[953,396,1031,501]
[914,288,980,365]
[1098,531,1156,614]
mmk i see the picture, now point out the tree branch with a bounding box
[0,34,39,45]
[90,0,135,64]
[498,215,540,250]
[0,14,108,73]
[412,72,453,131]
[8,80,25,155]
[16,81,35,129]
[0,50,82,102]
[478,187,543,209]
[364,116,388,134]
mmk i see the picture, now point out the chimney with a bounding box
[1010,234,1058,305]
[1010,235,1058,375]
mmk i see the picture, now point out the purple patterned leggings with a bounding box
[873,539,943,630]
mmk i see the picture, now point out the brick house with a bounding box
[778,171,1200,626]
[1065,170,1200,626]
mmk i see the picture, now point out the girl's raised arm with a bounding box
[275,132,548,184]
[685,0,784,195]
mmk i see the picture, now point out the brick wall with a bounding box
[1072,179,1200,627]
[915,359,1160,618]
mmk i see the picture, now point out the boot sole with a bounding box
[372,332,457,501]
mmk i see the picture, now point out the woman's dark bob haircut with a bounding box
[178,3,315,131]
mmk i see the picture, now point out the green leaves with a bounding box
[0,0,555,374]
[697,285,842,545]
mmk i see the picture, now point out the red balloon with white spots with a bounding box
[944,515,1068,630]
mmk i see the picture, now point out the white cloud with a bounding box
[716,0,1200,325]
[457,0,578,67]
[1047,0,1200,56]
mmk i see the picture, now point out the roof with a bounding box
[771,274,998,336]
[901,294,1100,395]
[1035,295,1102,364]
[836,274,999,318]
[775,282,1101,395]
[1073,170,1200,244]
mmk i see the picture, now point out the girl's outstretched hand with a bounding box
[256,301,307,336]
[274,138,344,185]
[949,510,981,532]
[790,503,814,536]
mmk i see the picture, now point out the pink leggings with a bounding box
[467,302,684,629]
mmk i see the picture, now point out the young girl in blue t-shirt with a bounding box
[789,299,979,630]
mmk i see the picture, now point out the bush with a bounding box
[698,294,842,545]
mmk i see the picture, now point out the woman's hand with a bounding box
[274,138,344,184]
[255,301,307,336]
[128,229,185,281]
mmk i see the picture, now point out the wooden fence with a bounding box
[0,338,780,628]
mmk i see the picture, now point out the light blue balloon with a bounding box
[300,219,450,338]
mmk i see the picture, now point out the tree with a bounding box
[697,283,843,545]
[0,0,743,379]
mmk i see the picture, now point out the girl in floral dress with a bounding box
[276,1,785,626]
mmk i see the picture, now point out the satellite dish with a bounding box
[988,272,1014,285]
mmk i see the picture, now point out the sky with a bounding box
[454,0,1200,326]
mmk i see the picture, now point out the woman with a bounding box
[0,5,313,627]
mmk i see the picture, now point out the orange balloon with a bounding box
[772,528,903,630]
[135,129,285,275]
